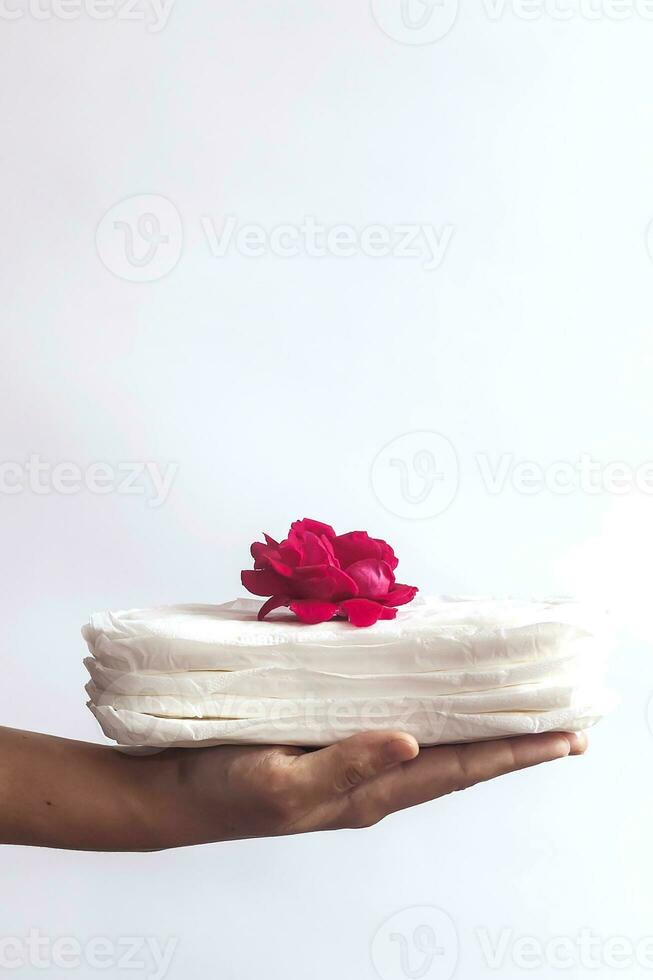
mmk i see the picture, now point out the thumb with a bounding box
[297,731,419,796]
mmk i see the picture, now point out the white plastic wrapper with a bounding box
[83,596,615,747]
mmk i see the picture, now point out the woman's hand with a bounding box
[146,730,587,848]
[0,726,586,851]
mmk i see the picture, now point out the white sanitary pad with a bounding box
[83,596,615,748]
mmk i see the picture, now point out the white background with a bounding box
[1,1,652,978]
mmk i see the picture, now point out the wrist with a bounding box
[129,749,221,850]
[123,750,186,850]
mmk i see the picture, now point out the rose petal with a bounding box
[290,530,333,567]
[319,534,338,566]
[290,518,336,539]
[267,557,295,578]
[289,599,339,624]
[251,541,273,568]
[241,568,290,597]
[257,595,290,620]
[345,559,395,598]
[381,584,419,607]
[339,598,398,627]
[278,542,302,567]
[293,564,358,600]
[332,531,372,567]
[332,531,398,570]
[374,538,398,571]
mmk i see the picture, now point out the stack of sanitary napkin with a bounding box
[83,596,615,748]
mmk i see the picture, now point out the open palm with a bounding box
[157,730,587,847]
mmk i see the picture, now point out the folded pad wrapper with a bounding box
[83,596,616,748]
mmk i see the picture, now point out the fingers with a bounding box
[566,731,588,756]
[442,732,578,791]
[292,730,419,797]
[346,731,585,825]
[286,730,588,834]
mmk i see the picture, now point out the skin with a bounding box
[0,726,587,851]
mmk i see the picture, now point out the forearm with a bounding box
[0,726,180,851]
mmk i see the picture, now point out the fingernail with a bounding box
[566,732,589,755]
[549,736,572,759]
[383,736,419,767]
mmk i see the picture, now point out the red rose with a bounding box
[241,518,418,627]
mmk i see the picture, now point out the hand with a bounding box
[149,730,588,848]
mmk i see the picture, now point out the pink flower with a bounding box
[241,518,418,627]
